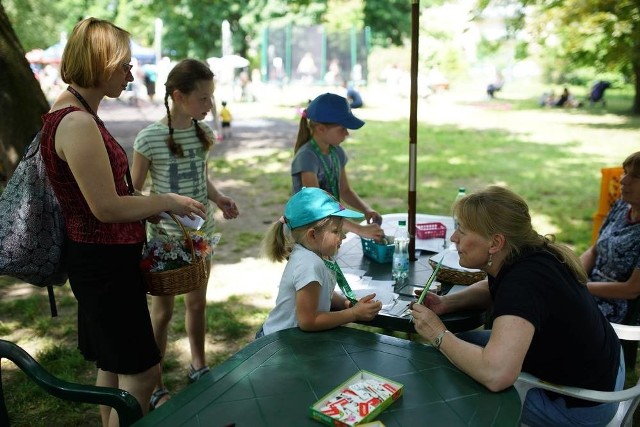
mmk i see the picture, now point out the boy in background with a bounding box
[219,101,232,139]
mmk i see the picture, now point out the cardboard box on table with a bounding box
[309,370,403,426]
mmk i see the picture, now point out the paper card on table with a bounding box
[384,301,411,317]
[342,268,367,278]
[369,279,395,291]
[343,273,371,290]
[159,212,205,230]
[344,288,397,306]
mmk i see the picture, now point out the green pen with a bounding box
[416,254,445,305]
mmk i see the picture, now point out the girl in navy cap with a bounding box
[291,93,384,241]
[256,187,382,337]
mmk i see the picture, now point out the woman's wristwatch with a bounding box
[433,329,449,351]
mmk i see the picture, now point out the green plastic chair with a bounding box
[0,339,142,426]
[515,323,640,427]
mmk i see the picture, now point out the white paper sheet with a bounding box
[159,212,205,230]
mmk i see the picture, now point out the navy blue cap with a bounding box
[306,93,365,129]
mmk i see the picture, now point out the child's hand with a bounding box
[365,210,383,226]
[358,223,384,241]
[350,293,382,321]
[216,196,239,219]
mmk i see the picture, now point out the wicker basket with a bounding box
[143,213,208,296]
[428,258,486,285]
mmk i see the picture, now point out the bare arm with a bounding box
[587,268,640,300]
[581,245,640,300]
[300,171,383,240]
[580,245,597,275]
[130,150,150,192]
[338,167,382,224]
[412,304,532,391]
[295,282,381,331]
[56,112,205,222]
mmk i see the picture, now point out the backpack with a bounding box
[0,132,67,317]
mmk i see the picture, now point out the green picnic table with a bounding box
[133,326,521,426]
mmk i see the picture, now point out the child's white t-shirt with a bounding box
[262,243,336,335]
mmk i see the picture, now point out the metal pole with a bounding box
[408,0,419,261]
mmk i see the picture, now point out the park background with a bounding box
[1,0,640,425]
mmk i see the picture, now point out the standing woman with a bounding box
[40,18,205,426]
[411,186,623,427]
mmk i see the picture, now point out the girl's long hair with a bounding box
[164,59,214,157]
[294,114,322,154]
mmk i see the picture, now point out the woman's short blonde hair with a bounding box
[60,17,131,88]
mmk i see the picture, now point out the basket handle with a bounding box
[166,212,197,265]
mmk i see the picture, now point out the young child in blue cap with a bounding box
[292,93,384,241]
[256,187,382,337]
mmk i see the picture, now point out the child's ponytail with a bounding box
[294,112,312,154]
[261,221,293,262]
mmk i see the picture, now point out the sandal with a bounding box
[187,364,210,383]
[149,388,170,410]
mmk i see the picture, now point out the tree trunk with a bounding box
[632,60,640,116]
[0,3,50,184]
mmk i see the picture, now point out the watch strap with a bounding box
[433,329,449,351]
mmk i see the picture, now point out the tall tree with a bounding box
[0,2,49,182]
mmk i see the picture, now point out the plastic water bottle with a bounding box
[392,220,409,287]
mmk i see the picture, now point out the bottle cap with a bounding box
[458,187,466,193]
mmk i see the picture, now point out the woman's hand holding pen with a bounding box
[413,289,448,315]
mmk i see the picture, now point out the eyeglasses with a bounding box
[121,62,133,74]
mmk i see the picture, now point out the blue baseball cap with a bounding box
[306,93,365,129]
[284,187,363,229]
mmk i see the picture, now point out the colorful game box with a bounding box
[310,370,403,426]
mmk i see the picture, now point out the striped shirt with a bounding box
[133,121,216,239]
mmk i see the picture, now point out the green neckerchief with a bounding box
[323,258,358,306]
[310,139,340,200]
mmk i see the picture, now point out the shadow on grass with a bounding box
[0,282,269,427]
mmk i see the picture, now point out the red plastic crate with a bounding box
[415,222,446,240]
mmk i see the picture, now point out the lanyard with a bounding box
[67,86,104,126]
[310,139,340,200]
[323,259,358,306]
